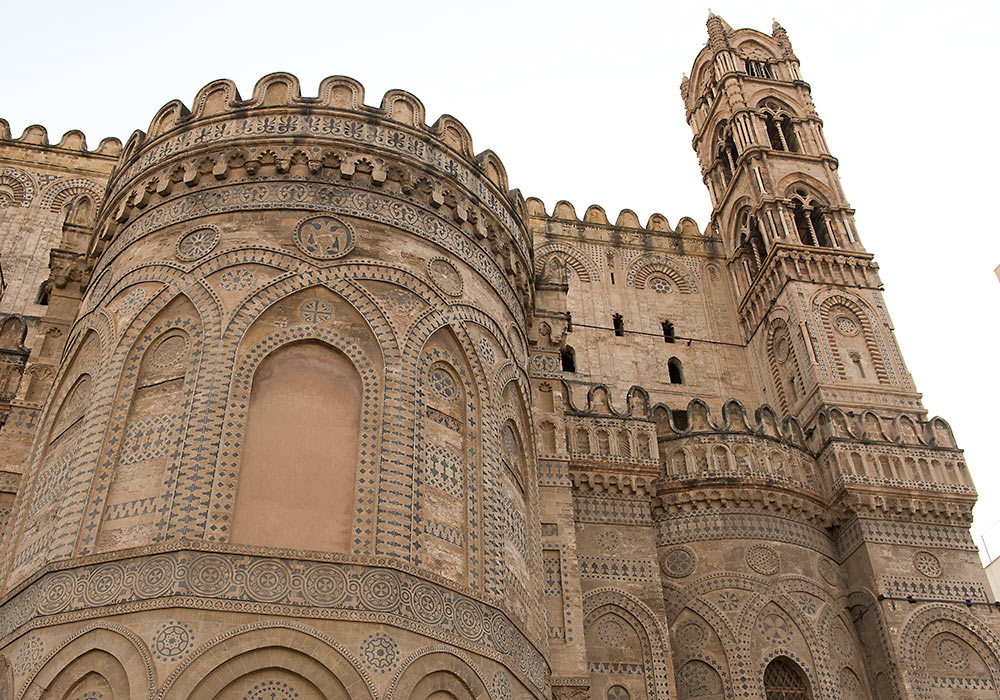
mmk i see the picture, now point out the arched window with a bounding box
[763,657,812,699]
[613,314,625,337]
[790,192,834,248]
[576,427,591,453]
[714,120,738,187]
[760,99,799,153]
[668,357,683,384]
[745,58,775,79]
[662,321,675,343]
[597,429,611,456]
[561,346,576,372]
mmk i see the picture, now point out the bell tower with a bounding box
[680,16,999,700]
[682,13,920,426]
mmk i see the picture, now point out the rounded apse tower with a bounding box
[0,74,544,699]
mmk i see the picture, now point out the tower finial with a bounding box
[772,19,798,60]
[706,10,729,51]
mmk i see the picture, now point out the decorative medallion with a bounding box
[775,337,790,362]
[746,544,780,575]
[152,621,194,662]
[117,288,147,316]
[427,257,464,296]
[819,558,841,587]
[834,315,860,335]
[220,267,256,291]
[677,622,707,648]
[914,551,942,578]
[758,612,792,644]
[175,226,220,261]
[936,636,969,671]
[148,334,189,370]
[360,632,399,673]
[660,546,696,578]
[717,591,739,612]
[596,617,626,647]
[607,685,630,700]
[598,529,621,554]
[293,214,355,259]
[429,368,458,399]
[298,300,333,324]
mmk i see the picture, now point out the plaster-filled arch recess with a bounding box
[230,340,362,553]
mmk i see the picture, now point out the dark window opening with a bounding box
[668,357,683,384]
[672,409,689,431]
[610,272,615,285]
[662,321,675,343]
[613,314,625,337]
[745,59,775,79]
[35,281,50,306]
[763,657,812,700]
[560,346,576,373]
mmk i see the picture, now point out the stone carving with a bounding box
[914,551,942,578]
[220,267,256,290]
[175,226,220,261]
[660,546,696,578]
[759,613,793,645]
[746,544,780,575]
[152,621,194,662]
[293,214,355,259]
[427,257,464,296]
[360,631,398,672]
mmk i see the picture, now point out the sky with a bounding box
[4,1,1000,558]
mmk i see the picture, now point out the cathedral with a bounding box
[0,14,995,700]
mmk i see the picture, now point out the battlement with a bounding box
[525,196,708,239]
[111,72,512,198]
[0,119,121,157]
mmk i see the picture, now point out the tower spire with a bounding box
[706,10,729,51]
[772,19,798,60]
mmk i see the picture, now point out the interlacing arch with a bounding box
[583,587,672,698]
[899,604,1000,699]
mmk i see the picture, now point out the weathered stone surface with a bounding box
[0,16,994,700]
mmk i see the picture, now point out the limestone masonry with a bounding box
[0,15,993,700]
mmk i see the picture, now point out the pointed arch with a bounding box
[40,177,103,212]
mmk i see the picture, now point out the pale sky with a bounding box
[4,1,999,559]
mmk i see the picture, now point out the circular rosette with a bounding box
[409,582,445,625]
[360,569,401,611]
[185,554,233,597]
[135,555,178,598]
[302,564,348,606]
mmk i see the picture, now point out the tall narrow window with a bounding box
[561,346,576,372]
[613,314,625,337]
[232,341,361,554]
[662,321,675,343]
[668,357,683,384]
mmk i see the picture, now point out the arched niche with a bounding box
[230,340,362,554]
[9,329,101,584]
[96,294,202,551]
[388,651,489,700]
[762,656,813,700]
[413,326,481,585]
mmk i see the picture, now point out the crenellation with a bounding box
[0,16,992,700]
